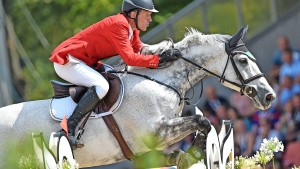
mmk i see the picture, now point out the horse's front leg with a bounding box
[155,114,211,146]
[155,114,211,168]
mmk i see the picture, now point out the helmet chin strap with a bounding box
[133,9,141,30]
[124,9,141,31]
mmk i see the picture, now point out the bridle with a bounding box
[223,42,264,97]
[175,40,264,98]
[110,37,264,106]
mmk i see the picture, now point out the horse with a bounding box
[0,27,275,168]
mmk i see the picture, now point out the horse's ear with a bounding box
[228,26,248,47]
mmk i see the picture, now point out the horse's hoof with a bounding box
[177,153,197,169]
[167,149,185,166]
[199,116,211,134]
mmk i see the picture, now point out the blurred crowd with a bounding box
[163,35,300,168]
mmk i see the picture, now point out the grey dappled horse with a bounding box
[0,27,275,168]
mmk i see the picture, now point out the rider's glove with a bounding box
[159,48,181,65]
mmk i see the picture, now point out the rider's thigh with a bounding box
[53,55,109,99]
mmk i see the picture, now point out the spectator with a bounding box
[251,106,281,130]
[202,108,218,128]
[215,104,228,120]
[203,85,229,116]
[227,106,239,121]
[292,94,300,132]
[272,36,300,66]
[266,66,281,108]
[253,118,283,152]
[278,75,294,106]
[227,106,252,132]
[277,100,296,143]
[229,91,256,117]
[267,65,280,89]
[279,49,296,83]
[234,117,255,156]
[292,76,300,95]
[214,105,228,132]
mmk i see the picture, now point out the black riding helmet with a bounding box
[122,0,158,30]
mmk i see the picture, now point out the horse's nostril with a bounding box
[265,93,274,102]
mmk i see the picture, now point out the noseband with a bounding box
[175,40,264,98]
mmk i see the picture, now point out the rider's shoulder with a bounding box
[102,13,129,28]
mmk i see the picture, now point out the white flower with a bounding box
[233,156,247,169]
[260,137,284,153]
[253,150,274,165]
[292,165,300,169]
[243,156,258,168]
[57,159,79,169]
[224,138,286,168]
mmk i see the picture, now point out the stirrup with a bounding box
[68,135,84,150]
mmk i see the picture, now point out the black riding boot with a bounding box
[67,86,101,149]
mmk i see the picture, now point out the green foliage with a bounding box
[147,0,193,31]
[277,0,300,16]
[242,0,270,32]
[3,137,35,169]
[206,0,238,34]
[134,149,167,169]
[133,133,167,168]
[18,155,40,169]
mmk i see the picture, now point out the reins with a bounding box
[108,70,187,105]
[109,37,265,107]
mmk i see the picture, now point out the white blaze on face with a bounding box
[252,77,276,110]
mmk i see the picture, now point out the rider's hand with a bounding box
[159,48,181,65]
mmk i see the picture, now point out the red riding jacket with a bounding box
[49,13,159,68]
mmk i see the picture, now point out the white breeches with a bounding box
[53,55,109,99]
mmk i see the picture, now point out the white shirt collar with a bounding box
[128,24,133,40]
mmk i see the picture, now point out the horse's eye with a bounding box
[239,58,248,64]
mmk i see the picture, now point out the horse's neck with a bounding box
[170,45,226,94]
[128,45,225,96]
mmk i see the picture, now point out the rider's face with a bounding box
[137,10,152,31]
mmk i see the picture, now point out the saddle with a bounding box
[51,72,121,114]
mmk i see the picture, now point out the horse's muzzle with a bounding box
[265,93,275,103]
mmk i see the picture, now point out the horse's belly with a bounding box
[73,123,128,167]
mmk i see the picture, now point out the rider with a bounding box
[49,0,181,149]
